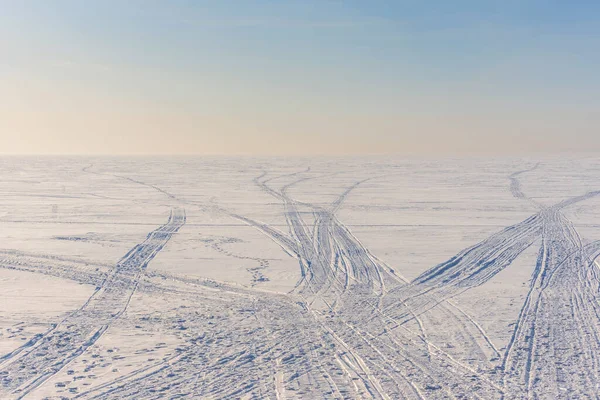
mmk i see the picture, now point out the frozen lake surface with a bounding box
[1,156,599,399]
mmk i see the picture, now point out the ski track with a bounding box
[1,162,599,398]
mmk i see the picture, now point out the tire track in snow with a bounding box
[0,208,185,399]
[34,163,597,398]
[509,163,540,201]
[502,209,600,399]
[253,172,510,397]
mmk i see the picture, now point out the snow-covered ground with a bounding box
[1,156,599,399]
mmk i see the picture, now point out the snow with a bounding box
[1,156,599,399]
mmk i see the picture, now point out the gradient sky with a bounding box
[1,0,599,155]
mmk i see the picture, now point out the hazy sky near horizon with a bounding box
[1,0,599,155]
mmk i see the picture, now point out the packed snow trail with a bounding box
[509,163,540,201]
[249,172,508,398]
[503,210,600,398]
[0,208,185,399]
[3,162,600,398]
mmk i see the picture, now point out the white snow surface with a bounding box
[1,156,600,399]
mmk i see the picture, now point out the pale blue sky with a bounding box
[1,0,599,154]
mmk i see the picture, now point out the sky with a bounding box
[1,0,599,155]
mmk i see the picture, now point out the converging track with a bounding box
[1,162,600,399]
